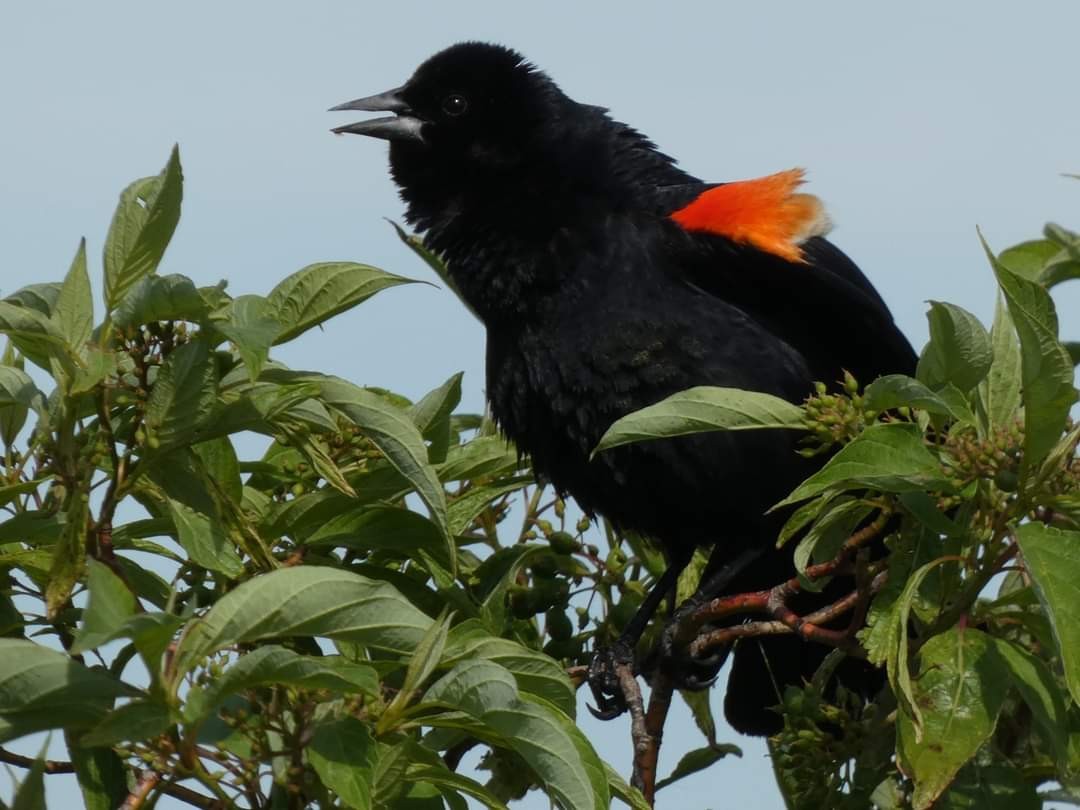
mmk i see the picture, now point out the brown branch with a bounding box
[639,671,675,807]
[134,771,227,810]
[0,747,75,774]
[690,571,888,657]
[690,509,892,628]
[615,662,650,796]
[0,750,220,809]
[121,770,160,810]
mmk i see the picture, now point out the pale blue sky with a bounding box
[2,2,1078,808]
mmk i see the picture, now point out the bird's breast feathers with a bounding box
[669,169,832,263]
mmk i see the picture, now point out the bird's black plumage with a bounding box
[333,41,917,735]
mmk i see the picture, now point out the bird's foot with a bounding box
[655,600,730,691]
[586,639,635,720]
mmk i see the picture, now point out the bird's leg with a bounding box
[587,553,692,720]
[658,546,764,690]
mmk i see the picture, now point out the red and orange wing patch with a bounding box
[670,169,832,263]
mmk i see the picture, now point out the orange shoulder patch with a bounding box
[669,169,832,263]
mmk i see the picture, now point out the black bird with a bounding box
[331,42,916,735]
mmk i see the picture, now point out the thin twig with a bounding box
[690,571,888,657]
[133,771,226,810]
[692,510,891,628]
[0,747,74,774]
[121,769,161,810]
[639,671,675,807]
[615,662,650,796]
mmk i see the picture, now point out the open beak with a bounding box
[329,85,425,142]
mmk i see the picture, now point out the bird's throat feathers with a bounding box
[670,169,832,263]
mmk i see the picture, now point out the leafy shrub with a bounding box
[0,147,1077,809]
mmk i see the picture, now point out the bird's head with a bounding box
[331,43,564,191]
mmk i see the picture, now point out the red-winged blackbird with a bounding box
[331,42,916,735]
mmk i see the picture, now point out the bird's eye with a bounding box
[441,93,469,117]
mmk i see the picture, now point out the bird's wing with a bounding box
[655,174,918,385]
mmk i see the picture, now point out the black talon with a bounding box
[586,640,634,720]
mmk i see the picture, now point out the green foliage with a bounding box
[0,147,1076,809]
[0,148,657,809]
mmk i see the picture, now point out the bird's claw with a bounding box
[586,640,634,720]
[655,608,731,692]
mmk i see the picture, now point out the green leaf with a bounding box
[987,637,1068,763]
[0,365,44,447]
[1039,226,1080,287]
[70,560,137,654]
[424,659,519,716]
[103,145,183,309]
[679,689,717,745]
[384,610,453,725]
[997,239,1059,280]
[604,763,651,810]
[389,222,475,318]
[69,345,119,395]
[898,492,962,537]
[146,448,251,575]
[380,737,509,810]
[1013,523,1080,706]
[442,627,576,716]
[984,236,1078,466]
[876,553,958,719]
[594,386,806,454]
[0,480,46,511]
[934,764,1040,810]
[305,505,453,572]
[144,339,220,451]
[793,497,872,590]
[187,645,378,723]
[916,301,992,392]
[112,273,208,330]
[777,491,836,547]
[65,735,128,810]
[897,628,1010,810]
[0,639,136,742]
[655,744,741,791]
[406,757,510,810]
[214,294,281,381]
[776,423,950,507]
[268,262,417,345]
[53,239,93,352]
[426,660,605,810]
[88,612,184,681]
[487,695,609,810]
[447,477,531,536]
[5,284,60,317]
[264,369,450,505]
[308,716,378,810]
[273,373,453,568]
[164,494,245,577]
[864,374,973,422]
[437,436,521,482]
[1041,256,1080,288]
[977,294,1023,431]
[192,436,243,504]
[409,372,463,463]
[10,746,46,810]
[45,495,89,620]
[171,567,433,684]
[0,301,72,374]
[81,699,173,747]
